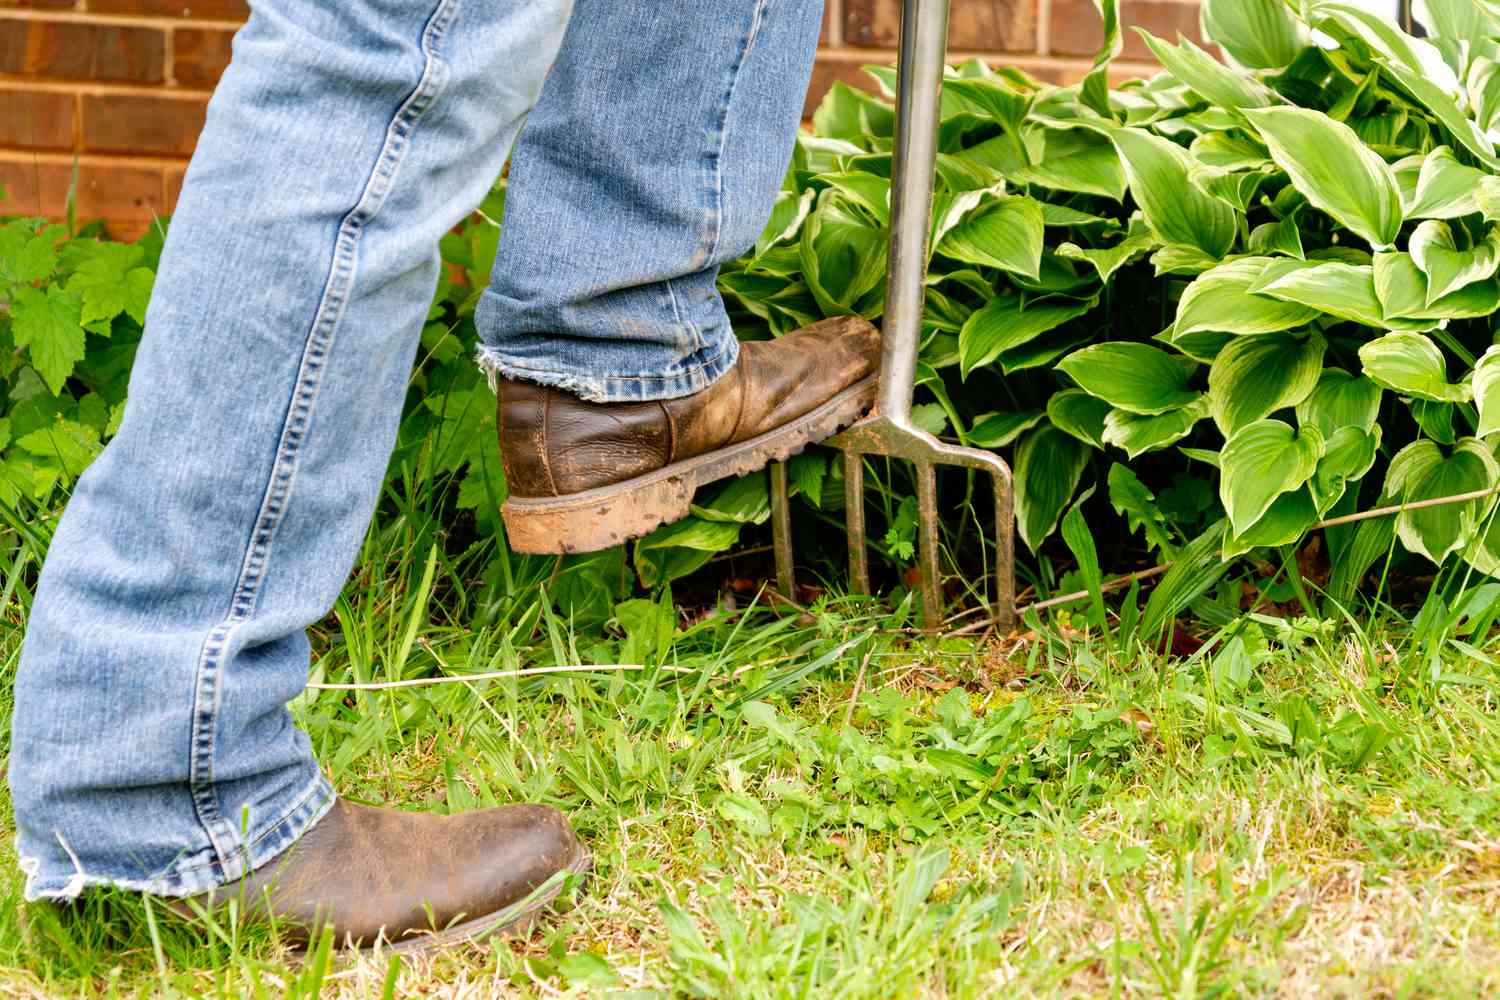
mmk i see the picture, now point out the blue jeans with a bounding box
[10,0,820,900]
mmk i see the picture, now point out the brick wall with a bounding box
[0,0,1202,238]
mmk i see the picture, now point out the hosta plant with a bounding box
[711,0,1500,602]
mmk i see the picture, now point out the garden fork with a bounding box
[769,0,1016,632]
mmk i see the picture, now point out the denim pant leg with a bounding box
[474,0,824,404]
[9,0,571,900]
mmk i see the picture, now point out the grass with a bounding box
[3,483,1500,999]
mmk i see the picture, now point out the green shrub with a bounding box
[716,0,1500,600]
[9,0,1500,606]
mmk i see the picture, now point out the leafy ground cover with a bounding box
[4,476,1500,997]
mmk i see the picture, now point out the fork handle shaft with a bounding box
[879,0,950,425]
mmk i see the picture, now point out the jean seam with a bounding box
[496,335,735,382]
[182,0,461,877]
[703,0,771,267]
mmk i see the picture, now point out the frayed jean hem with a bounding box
[474,335,740,403]
[17,771,336,902]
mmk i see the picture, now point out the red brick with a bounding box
[0,154,166,234]
[171,26,233,88]
[0,19,165,83]
[80,93,206,156]
[0,88,74,150]
[1050,0,1206,60]
[0,2,81,9]
[164,160,186,210]
[88,0,249,18]
[845,0,1038,54]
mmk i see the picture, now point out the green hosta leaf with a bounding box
[1109,129,1238,258]
[1171,258,1319,339]
[1423,0,1495,45]
[1220,420,1325,534]
[1359,332,1472,403]
[1404,146,1489,219]
[998,325,1095,374]
[10,285,86,394]
[1244,106,1403,249]
[1058,342,1199,415]
[1057,230,1155,283]
[1014,426,1089,553]
[755,188,815,257]
[1474,346,1500,437]
[1039,204,1114,228]
[1102,396,1211,458]
[1191,131,1273,171]
[818,172,890,226]
[1207,330,1325,436]
[1108,463,1176,553]
[957,293,1095,377]
[941,77,1034,135]
[1252,261,1385,328]
[1047,390,1113,449]
[690,474,771,525]
[1296,369,1383,438]
[1387,439,1499,564]
[1411,221,1500,305]
[936,196,1044,281]
[967,410,1045,449]
[1309,425,1381,514]
[1138,31,1276,109]
[1201,0,1304,70]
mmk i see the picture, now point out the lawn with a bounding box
[2,497,1498,998]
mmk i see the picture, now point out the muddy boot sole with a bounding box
[502,374,878,554]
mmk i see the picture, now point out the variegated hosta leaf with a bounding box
[1137,30,1277,110]
[1404,147,1489,220]
[1171,257,1319,339]
[1384,439,1500,565]
[1014,425,1089,553]
[1058,342,1199,415]
[1473,346,1500,438]
[1201,0,1305,70]
[1358,332,1473,404]
[1219,419,1325,534]
[1374,252,1500,323]
[1295,369,1383,438]
[936,195,1045,280]
[957,293,1096,377]
[1410,221,1500,306]
[1109,128,1238,258]
[1245,106,1403,249]
[1102,397,1211,458]
[1047,389,1113,449]
[1310,425,1382,514]
[1207,330,1325,436]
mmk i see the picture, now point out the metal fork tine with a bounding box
[915,459,942,627]
[844,446,870,596]
[769,461,795,600]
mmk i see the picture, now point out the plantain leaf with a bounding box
[1207,330,1325,436]
[1219,419,1325,534]
[1059,342,1200,415]
[1109,129,1238,258]
[1245,106,1403,249]
[1359,332,1473,403]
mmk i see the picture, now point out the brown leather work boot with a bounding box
[172,799,589,954]
[497,315,880,554]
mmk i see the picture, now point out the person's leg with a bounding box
[479,0,884,554]
[10,0,572,904]
[476,0,827,403]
